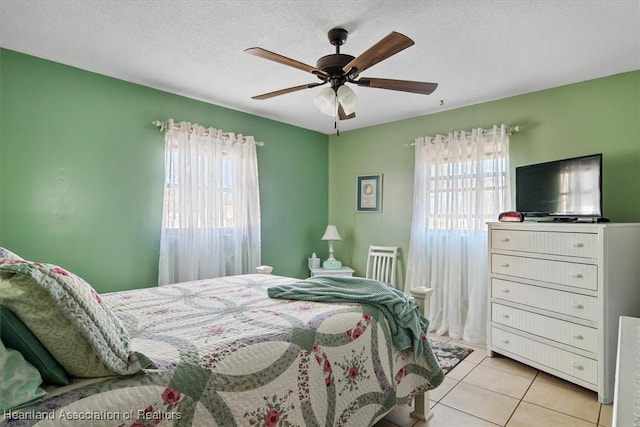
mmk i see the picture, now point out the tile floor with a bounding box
[375,334,612,427]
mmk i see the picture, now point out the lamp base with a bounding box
[323,259,343,270]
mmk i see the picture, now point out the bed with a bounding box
[0,256,444,426]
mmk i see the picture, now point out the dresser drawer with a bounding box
[491,303,597,352]
[491,229,598,258]
[491,254,597,290]
[491,278,597,322]
[491,327,597,385]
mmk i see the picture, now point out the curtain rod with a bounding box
[152,120,265,147]
[405,124,522,147]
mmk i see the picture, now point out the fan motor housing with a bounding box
[316,54,355,76]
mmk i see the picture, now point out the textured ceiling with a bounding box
[1,1,638,135]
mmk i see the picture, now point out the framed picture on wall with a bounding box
[356,174,382,212]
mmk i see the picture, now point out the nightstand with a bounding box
[309,266,355,277]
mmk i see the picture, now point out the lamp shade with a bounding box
[313,87,337,116]
[337,85,358,115]
[321,225,341,241]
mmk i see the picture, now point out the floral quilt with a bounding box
[1,274,444,426]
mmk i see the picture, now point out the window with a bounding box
[163,151,235,230]
[427,157,509,230]
[406,125,511,343]
[158,121,261,285]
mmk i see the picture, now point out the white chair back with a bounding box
[365,245,398,287]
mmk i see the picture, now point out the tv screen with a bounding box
[516,154,602,219]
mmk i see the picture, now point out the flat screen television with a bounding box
[515,153,603,220]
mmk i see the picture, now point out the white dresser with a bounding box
[487,222,640,403]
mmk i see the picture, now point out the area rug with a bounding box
[429,340,474,375]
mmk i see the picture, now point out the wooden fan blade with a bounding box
[251,83,323,100]
[353,78,438,95]
[245,47,328,77]
[342,32,414,75]
[338,104,356,120]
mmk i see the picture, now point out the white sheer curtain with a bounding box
[406,124,510,344]
[158,119,261,285]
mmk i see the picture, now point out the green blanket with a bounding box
[267,275,429,360]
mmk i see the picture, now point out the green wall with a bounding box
[0,49,329,292]
[2,48,638,294]
[327,71,640,288]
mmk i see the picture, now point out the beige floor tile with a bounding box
[599,404,612,427]
[429,376,458,402]
[480,354,538,379]
[376,335,612,427]
[507,401,597,427]
[463,364,534,399]
[428,333,452,343]
[449,338,486,349]
[465,350,488,365]
[534,371,594,393]
[378,404,417,427]
[378,402,502,427]
[523,380,600,422]
[445,360,476,380]
[441,381,519,425]
[421,403,500,426]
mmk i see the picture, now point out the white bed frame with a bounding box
[409,287,434,422]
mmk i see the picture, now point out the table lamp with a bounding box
[321,225,342,269]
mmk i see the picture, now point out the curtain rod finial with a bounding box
[152,120,165,131]
[511,125,523,133]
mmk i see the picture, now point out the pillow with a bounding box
[0,306,69,385]
[0,259,141,378]
[0,339,46,411]
[0,247,24,261]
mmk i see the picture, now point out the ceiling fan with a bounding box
[245,28,438,121]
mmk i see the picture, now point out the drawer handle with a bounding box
[501,263,510,268]
[572,334,584,340]
[571,362,584,371]
[572,273,584,279]
[501,238,510,242]
[502,339,510,344]
[571,303,584,309]
[500,288,510,294]
[501,314,510,319]
[573,242,585,248]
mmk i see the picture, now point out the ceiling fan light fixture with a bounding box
[247,28,437,121]
[313,87,337,116]
[337,85,357,115]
